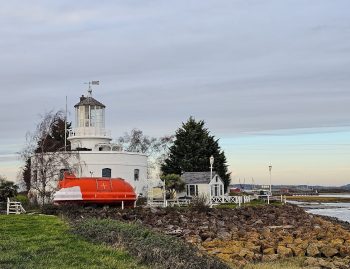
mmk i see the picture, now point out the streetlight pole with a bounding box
[269,165,272,194]
[209,156,214,205]
[210,156,214,180]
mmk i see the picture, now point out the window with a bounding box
[187,184,198,196]
[134,169,139,181]
[102,168,111,178]
[211,184,221,196]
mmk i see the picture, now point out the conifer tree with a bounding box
[161,117,231,190]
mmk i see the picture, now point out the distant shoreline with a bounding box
[285,195,350,203]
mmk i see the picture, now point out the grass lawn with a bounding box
[0,215,147,269]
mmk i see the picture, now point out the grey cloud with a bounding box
[0,0,350,147]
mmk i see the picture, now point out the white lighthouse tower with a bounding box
[66,83,148,195]
[68,84,114,151]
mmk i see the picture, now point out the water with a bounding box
[287,194,350,223]
[306,203,350,222]
[319,194,350,198]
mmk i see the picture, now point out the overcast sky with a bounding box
[0,0,349,186]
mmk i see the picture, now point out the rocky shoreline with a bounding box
[61,204,350,268]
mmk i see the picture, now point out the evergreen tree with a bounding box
[161,117,231,190]
[0,176,18,202]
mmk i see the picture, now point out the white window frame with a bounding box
[187,184,198,196]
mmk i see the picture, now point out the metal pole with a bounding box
[163,180,166,207]
[7,198,10,215]
[64,96,67,152]
[269,165,272,193]
[209,156,214,206]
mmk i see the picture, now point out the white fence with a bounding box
[210,195,252,205]
[6,198,26,215]
[147,195,253,208]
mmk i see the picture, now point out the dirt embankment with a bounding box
[61,204,350,268]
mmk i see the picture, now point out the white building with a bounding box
[66,86,148,195]
[181,172,225,198]
[31,85,148,200]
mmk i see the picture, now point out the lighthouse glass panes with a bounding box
[76,105,105,128]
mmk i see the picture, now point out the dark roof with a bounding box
[181,171,219,184]
[74,95,106,108]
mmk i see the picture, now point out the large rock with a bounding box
[244,242,261,253]
[291,246,305,257]
[216,230,231,241]
[307,243,320,257]
[262,247,275,255]
[339,245,350,257]
[282,235,294,244]
[331,238,344,247]
[238,249,255,261]
[199,231,215,241]
[304,257,320,267]
[261,254,279,262]
[277,246,293,257]
[320,246,338,258]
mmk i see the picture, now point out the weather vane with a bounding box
[84,80,100,96]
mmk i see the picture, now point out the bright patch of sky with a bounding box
[221,127,350,186]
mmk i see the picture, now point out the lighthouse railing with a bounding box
[68,127,111,138]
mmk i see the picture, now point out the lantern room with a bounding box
[68,86,112,150]
[75,93,106,129]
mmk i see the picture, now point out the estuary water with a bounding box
[288,194,350,223]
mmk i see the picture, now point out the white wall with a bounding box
[75,151,148,195]
[31,151,149,197]
[198,183,210,196]
[69,136,112,150]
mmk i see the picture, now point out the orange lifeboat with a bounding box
[53,172,137,205]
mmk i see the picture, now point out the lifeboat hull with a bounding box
[53,173,137,205]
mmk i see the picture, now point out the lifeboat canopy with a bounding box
[53,172,137,205]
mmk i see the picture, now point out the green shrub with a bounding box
[136,197,147,206]
[15,194,29,207]
[40,203,61,215]
[189,194,210,212]
[72,218,230,269]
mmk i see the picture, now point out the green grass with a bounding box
[0,215,147,269]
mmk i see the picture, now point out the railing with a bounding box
[68,127,111,138]
[146,196,253,208]
[211,195,253,205]
[147,198,191,208]
[7,198,26,215]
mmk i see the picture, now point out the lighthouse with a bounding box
[30,83,149,205]
[68,85,113,151]
[67,83,148,195]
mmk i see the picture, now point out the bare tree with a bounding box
[20,111,78,205]
[117,129,174,177]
